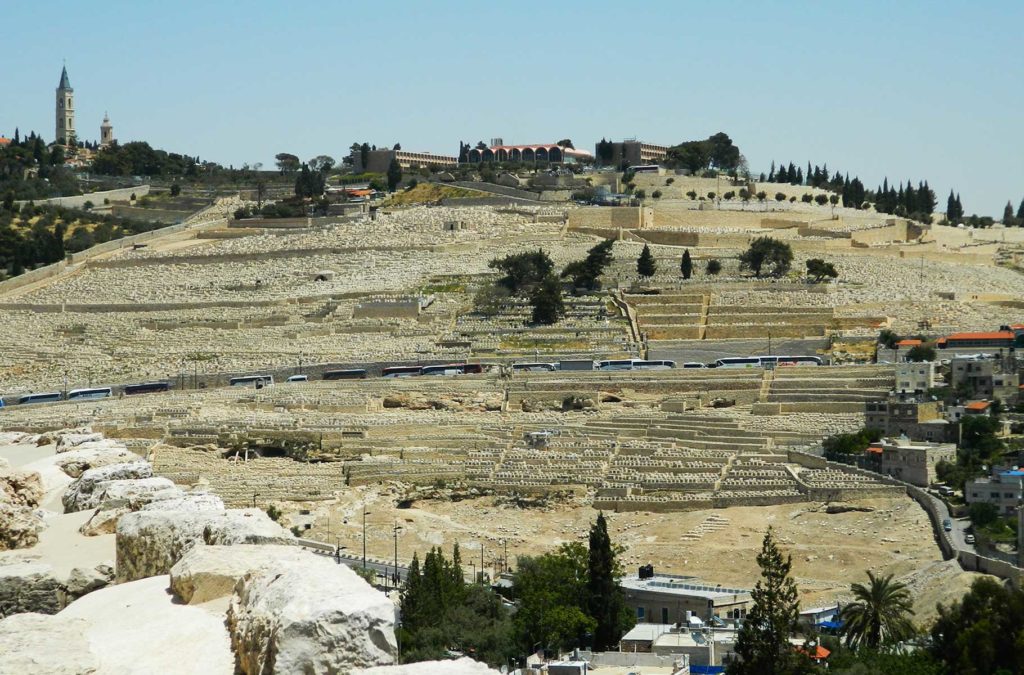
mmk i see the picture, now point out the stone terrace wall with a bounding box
[568,207,653,230]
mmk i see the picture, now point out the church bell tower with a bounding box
[56,65,75,146]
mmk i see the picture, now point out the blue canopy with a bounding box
[819,620,843,630]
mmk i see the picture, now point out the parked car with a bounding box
[286,375,308,383]
[965,534,976,545]
[942,518,953,532]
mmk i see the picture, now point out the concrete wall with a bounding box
[14,185,150,210]
[0,260,68,297]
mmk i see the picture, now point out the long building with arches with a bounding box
[465,143,593,164]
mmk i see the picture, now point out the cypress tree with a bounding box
[1003,201,1016,225]
[680,248,693,280]
[795,167,803,186]
[768,161,776,182]
[777,164,788,183]
[787,163,797,185]
[386,157,403,192]
[587,513,630,651]
[728,528,809,675]
[637,244,657,278]
[1016,197,1024,222]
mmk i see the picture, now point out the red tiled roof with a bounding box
[896,339,922,346]
[945,331,1014,340]
[965,401,991,411]
[0,137,11,146]
[797,645,831,660]
[866,446,883,455]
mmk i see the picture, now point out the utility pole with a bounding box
[503,539,509,573]
[480,544,484,584]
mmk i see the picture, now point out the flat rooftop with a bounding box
[621,574,750,600]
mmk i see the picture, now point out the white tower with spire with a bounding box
[55,64,75,146]
[100,113,114,148]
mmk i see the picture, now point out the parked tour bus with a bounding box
[229,375,275,387]
[123,382,171,395]
[67,387,113,401]
[511,362,558,372]
[18,392,63,405]
[419,363,488,377]
[381,365,422,378]
[597,359,675,371]
[713,355,822,368]
[323,369,368,380]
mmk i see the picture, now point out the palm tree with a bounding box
[839,571,916,650]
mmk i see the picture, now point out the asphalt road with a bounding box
[649,337,829,365]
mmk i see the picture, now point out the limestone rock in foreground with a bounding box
[0,562,64,618]
[0,467,44,550]
[228,557,397,674]
[170,543,314,604]
[54,442,138,478]
[60,574,234,674]
[62,461,152,513]
[0,613,98,675]
[55,433,104,453]
[116,508,293,582]
[353,657,501,675]
[0,561,115,619]
[80,486,224,536]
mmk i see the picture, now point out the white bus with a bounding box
[629,165,660,174]
[713,356,821,368]
[229,375,274,387]
[18,392,63,405]
[597,359,676,371]
[67,387,113,401]
[511,362,558,372]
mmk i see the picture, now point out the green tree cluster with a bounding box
[905,344,936,362]
[400,545,515,666]
[562,239,614,290]
[91,141,203,177]
[706,258,722,275]
[930,578,1024,674]
[666,132,741,173]
[514,514,632,653]
[739,237,793,278]
[489,249,554,294]
[822,427,882,457]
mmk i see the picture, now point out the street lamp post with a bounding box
[251,492,258,508]
[362,507,370,570]
[393,521,402,589]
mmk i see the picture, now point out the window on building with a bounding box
[637,607,645,622]
[662,607,669,624]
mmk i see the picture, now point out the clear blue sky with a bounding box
[3,1,1021,216]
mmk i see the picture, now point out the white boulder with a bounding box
[353,658,501,675]
[62,461,152,512]
[170,543,313,604]
[60,574,234,674]
[115,508,293,582]
[55,433,105,453]
[54,442,138,478]
[228,557,397,674]
[0,613,99,675]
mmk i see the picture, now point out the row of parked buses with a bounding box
[1,382,173,407]
[1,355,824,407]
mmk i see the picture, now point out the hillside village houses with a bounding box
[966,467,1024,516]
